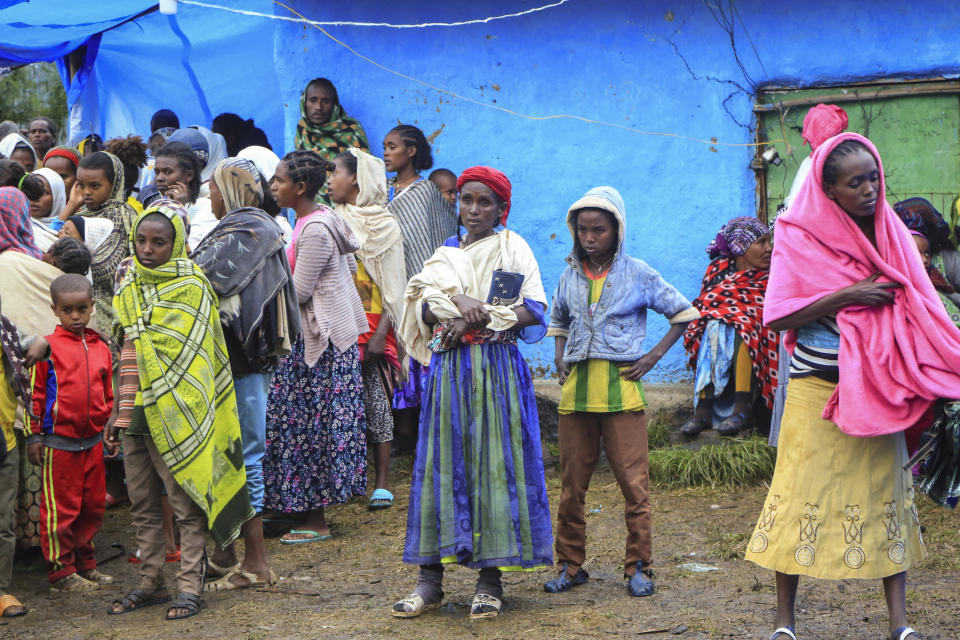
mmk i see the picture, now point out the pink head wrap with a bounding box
[801,104,848,152]
[765,132,960,437]
[457,166,512,226]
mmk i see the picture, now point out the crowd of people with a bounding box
[0,84,959,640]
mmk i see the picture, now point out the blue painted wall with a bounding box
[82,0,960,380]
[269,0,960,379]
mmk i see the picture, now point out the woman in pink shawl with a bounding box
[744,133,960,640]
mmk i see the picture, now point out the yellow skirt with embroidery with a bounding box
[745,376,925,580]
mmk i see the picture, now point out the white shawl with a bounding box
[399,230,546,365]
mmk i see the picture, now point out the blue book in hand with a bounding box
[487,270,525,306]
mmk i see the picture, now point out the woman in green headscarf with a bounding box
[106,200,252,619]
[294,77,370,203]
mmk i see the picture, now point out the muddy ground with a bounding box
[2,431,958,639]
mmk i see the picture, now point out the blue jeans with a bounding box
[234,372,271,514]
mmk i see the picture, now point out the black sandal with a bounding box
[680,416,711,438]
[717,411,751,436]
[165,592,202,620]
[108,588,171,615]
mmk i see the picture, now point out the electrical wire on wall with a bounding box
[178,0,785,148]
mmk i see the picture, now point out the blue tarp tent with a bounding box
[0,0,284,148]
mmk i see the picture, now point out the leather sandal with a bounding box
[544,563,589,593]
[470,593,502,619]
[391,593,442,618]
[626,562,655,597]
[165,592,202,620]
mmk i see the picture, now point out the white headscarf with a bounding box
[195,126,228,183]
[334,148,406,338]
[32,167,66,219]
[238,146,280,181]
[83,217,114,254]
[0,133,38,168]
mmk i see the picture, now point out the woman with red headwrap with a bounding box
[393,166,552,620]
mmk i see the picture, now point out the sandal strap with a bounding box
[893,627,919,640]
[472,593,502,608]
[770,628,797,640]
[0,594,23,610]
[396,593,426,612]
[170,592,201,609]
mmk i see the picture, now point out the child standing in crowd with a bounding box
[263,150,368,543]
[331,148,406,510]
[106,202,253,619]
[27,274,113,592]
[56,151,136,336]
[428,168,458,206]
[545,186,699,597]
[394,166,552,620]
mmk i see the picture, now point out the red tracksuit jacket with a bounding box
[27,326,113,443]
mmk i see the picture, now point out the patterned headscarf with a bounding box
[79,151,136,335]
[0,187,41,258]
[294,81,370,202]
[456,166,512,225]
[707,216,769,259]
[212,157,262,212]
[894,197,951,251]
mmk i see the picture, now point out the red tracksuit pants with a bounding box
[39,445,105,582]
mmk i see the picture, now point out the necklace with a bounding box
[393,173,420,193]
[587,254,613,274]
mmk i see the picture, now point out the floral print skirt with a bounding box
[745,376,925,580]
[264,337,367,513]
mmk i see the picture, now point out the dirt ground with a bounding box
[2,449,958,640]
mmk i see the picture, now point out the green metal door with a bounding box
[755,82,960,222]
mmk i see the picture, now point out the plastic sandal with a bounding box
[470,593,502,619]
[108,589,171,615]
[279,529,331,545]
[369,488,394,510]
[544,563,589,593]
[770,627,797,640]
[0,594,26,617]
[203,568,277,592]
[626,562,655,597]
[391,593,442,618]
[205,557,238,578]
[165,592,202,621]
[717,411,751,436]
[891,627,921,640]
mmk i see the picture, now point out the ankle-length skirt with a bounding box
[745,376,925,579]
[263,338,367,513]
[403,342,553,570]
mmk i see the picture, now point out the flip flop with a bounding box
[279,530,331,545]
[369,488,394,510]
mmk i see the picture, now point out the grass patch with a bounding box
[648,408,670,449]
[706,525,750,560]
[650,436,775,488]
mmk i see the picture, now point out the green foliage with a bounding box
[647,408,670,449]
[650,436,776,488]
[0,63,68,136]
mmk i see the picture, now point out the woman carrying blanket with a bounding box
[192,158,300,590]
[392,166,552,620]
[106,201,253,620]
[682,216,778,437]
[745,133,960,640]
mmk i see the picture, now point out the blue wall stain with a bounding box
[264,0,960,380]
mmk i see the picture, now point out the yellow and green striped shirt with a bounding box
[558,271,646,414]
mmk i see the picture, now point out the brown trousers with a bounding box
[555,411,651,577]
[123,434,206,596]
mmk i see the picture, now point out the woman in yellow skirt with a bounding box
[747,133,960,640]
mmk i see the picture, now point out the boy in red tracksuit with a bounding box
[26,274,114,592]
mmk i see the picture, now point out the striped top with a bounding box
[789,316,840,379]
[558,269,646,414]
[387,178,458,281]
